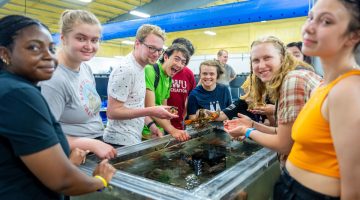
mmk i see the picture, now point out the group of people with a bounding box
[0,0,359,199]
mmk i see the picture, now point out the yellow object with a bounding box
[94,175,108,188]
[289,70,360,178]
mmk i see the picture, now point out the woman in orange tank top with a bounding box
[276,0,360,199]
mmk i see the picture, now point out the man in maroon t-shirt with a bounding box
[167,38,196,130]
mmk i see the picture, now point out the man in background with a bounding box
[216,49,236,97]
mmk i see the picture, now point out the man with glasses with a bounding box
[104,24,177,147]
[142,44,191,141]
[167,38,197,130]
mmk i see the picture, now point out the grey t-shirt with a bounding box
[103,53,146,146]
[40,63,103,138]
[217,63,236,86]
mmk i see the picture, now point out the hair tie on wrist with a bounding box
[147,121,156,129]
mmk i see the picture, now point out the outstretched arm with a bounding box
[67,136,117,159]
[21,144,116,195]
[107,96,177,120]
[145,89,190,142]
[224,113,293,154]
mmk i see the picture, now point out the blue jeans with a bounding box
[273,168,340,200]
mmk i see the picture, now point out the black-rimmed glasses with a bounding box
[142,42,164,54]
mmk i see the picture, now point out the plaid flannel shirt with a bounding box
[277,69,321,124]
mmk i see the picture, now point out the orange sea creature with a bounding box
[185,109,219,128]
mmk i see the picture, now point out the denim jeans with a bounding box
[273,168,340,200]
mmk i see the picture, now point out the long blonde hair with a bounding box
[242,36,313,108]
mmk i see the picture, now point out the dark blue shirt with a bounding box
[187,83,232,115]
[0,71,70,200]
[222,98,260,121]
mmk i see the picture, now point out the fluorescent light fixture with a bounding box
[204,31,216,36]
[129,10,150,18]
[122,40,135,45]
[77,0,92,2]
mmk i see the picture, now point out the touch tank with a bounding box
[72,123,280,200]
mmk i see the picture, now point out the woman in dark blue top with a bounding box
[0,15,115,200]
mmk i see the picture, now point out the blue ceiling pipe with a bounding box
[53,0,310,43]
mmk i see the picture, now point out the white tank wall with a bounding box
[85,57,123,74]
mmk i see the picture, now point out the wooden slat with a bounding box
[88,2,127,15]
[124,0,152,6]
[24,0,109,22]
[0,8,59,32]
[11,0,63,14]
[39,0,114,18]
[39,0,84,10]
[5,3,63,20]
[0,8,28,16]
[94,0,134,11]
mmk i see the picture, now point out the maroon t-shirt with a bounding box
[167,67,196,129]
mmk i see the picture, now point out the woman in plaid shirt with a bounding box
[224,36,321,165]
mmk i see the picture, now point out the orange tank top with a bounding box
[288,70,360,178]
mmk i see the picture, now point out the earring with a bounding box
[1,57,9,65]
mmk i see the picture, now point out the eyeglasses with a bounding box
[173,56,187,66]
[141,42,164,54]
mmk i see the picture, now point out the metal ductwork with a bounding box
[53,0,310,42]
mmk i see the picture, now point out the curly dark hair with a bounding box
[159,43,190,65]
[172,38,195,56]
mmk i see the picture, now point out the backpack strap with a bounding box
[153,63,160,90]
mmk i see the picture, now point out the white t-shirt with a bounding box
[103,53,146,145]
